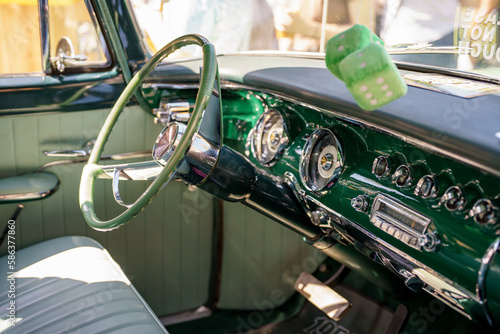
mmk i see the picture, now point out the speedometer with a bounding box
[300,128,344,193]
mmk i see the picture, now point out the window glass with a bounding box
[0,1,42,74]
[130,0,500,81]
[49,0,109,69]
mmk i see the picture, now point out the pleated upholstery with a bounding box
[0,236,168,334]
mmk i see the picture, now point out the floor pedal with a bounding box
[295,271,351,321]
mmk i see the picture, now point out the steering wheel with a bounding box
[79,34,218,231]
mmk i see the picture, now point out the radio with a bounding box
[370,194,434,251]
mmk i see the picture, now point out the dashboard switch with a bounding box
[470,199,498,226]
[443,186,466,212]
[392,165,413,188]
[351,195,369,212]
[372,156,391,178]
[415,175,439,199]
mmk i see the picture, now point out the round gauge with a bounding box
[250,109,289,166]
[300,128,344,192]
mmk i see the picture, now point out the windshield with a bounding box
[130,0,500,80]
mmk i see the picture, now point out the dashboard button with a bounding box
[392,165,413,188]
[415,175,439,198]
[470,199,498,226]
[387,225,396,236]
[372,156,391,178]
[443,186,466,212]
[351,195,369,212]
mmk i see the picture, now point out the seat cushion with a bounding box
[0,236,168,334]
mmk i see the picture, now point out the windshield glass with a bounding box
[130,0,500,80]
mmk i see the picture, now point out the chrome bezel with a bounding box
[471,198,499,226]
[443,186,466,212]
[370,194,432,250]
[372,156,391,178]
[414,175,439,199]
[249,109,289,167]
[299,128,344,193]
[392,165,413,188]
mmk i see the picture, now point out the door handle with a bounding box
[43,139,95,158]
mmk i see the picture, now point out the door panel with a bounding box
[0,106,213,316]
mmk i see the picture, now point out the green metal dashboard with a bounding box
[143,57,500,328]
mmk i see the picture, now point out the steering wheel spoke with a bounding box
[99,160,163,181]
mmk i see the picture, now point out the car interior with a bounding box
[1,0,500,333]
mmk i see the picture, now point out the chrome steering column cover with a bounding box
[152,74,223,186]
[153,121,221,186]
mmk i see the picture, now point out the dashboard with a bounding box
[144,55,500,328]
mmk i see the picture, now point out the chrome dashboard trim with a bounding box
[302,194,477,319]
[158,80,500,179]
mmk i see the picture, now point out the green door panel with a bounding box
[218,202,326,309]
[0,107,213,316]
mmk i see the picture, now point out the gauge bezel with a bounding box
[249,108,289,167]
[299,128,344,193]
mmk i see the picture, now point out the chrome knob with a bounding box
[311,209,331,228]
[443,186,466,211]
[351,195,369,212]
[392,165,412,188]
[372,156,391,178]
[414,175,439,198]
[418,232,440,252]
[470,199,498,226]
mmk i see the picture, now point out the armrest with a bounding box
[0,173,59,203]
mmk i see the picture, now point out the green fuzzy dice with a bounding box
[325,24,382,81]
[339,43,407,111]
[325,24,407,111]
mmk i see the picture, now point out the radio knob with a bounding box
[414,175,439,199]
[470,199,498,226]
[443,186,466,212]
[418,232,440,252]
[351,195,369,212]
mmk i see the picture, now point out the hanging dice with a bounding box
[325,24,382,81]
[339,43,408,111]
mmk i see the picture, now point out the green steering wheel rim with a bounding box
[79,34,217,231]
